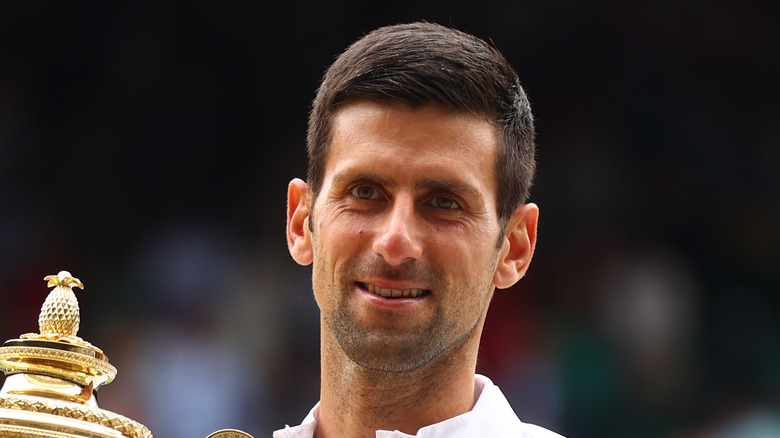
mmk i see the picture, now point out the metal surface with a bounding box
[0,271,152,438]
[0,270,254,438]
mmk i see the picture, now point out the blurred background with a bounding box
[1,1,778,437]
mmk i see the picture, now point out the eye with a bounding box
[430,196,460,210]
[350,185,382,200]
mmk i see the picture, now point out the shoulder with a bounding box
[474,375,566,438]
[517,423,566,438]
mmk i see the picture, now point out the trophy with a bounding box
[0,271,253,438]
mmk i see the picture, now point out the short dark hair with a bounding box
[307,22,535,224]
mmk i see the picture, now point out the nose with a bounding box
[372,195,423,265]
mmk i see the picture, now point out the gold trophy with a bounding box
[0,271,253,438]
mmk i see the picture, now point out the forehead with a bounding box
[325,100,498,189]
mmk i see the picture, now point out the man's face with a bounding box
[308,100,507,372]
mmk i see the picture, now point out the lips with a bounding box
[359,282,430,298]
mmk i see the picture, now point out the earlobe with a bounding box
[493,203,539,289]
[286,178,314,266]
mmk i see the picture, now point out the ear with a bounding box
[286,178,314,266]
[493,203,539,289]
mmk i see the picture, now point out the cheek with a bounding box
[311,219,366,278]
[437,225,501,263]
[448,238,502,291]
[322,214,374,251]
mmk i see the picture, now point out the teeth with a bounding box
[366,283,426,298]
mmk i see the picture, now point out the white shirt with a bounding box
[273,374,565,438]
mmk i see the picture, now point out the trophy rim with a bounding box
[0,341,117,387]
[2,339,108,361]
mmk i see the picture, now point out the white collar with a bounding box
[272,374,564,438]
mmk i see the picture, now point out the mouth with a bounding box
[358,282,431,299]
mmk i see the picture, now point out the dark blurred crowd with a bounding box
[1,2,778,437]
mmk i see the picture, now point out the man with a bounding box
[277,22,564,438]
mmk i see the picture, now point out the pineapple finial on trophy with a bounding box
[41,270,84,337]
[20,270,97,350]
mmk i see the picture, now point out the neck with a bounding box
[315,319,483,438]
